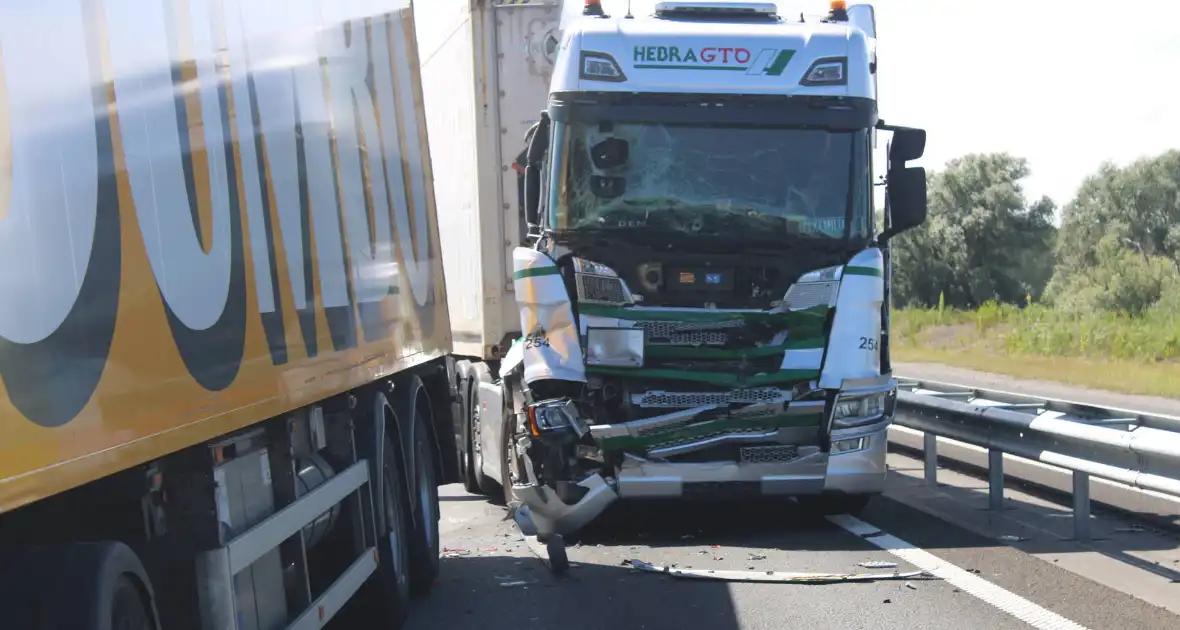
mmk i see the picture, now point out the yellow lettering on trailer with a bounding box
[0,0,449,513]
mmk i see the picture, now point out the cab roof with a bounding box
[550,5,876,99]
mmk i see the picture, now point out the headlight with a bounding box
[585,327,645,367]
[573,258,634,306]
[781,264,842,310]
[831,392,887,429]
[801,57,847,86]
[527,398,581,436]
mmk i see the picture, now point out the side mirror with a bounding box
[523,113,551,229]
[880,167,926,241]
[886,126,926,165]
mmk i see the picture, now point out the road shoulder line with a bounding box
[827,514,1090,630]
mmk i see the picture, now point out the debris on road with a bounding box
[858,560,898,569]
[1114,526,1146,533]
[442,547,471,558]
[499,580,538,588]
[624,559,936,584]
[905,582,918,590]
[748,553,768,561]
[997,535,1029,543]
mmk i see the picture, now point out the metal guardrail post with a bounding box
[923,432,938,487]
[1073,471,1091,541]
[895,381,1180,536]
[988,449,1004,510]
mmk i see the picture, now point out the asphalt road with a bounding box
[403,482,1180,630]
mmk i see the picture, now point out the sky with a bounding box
[598,0,1180,220]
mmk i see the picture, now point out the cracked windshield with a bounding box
[563,122,869,239]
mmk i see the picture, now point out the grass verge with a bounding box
[893,346,1180,399]
[893,303,1180,398]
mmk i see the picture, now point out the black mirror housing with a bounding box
[883,125,926,165]
[590,175,626,198]
[522,112,551,229]
[881,166,926,241]
[591,137,629,169]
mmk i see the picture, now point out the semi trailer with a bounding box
[0,0,458,628]
[423,0,929,569]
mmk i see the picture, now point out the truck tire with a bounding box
[0,541,159,630]
[457,370,481,493]
[354,431,414,628]
[470,380,500,496]
[408,403,441,596]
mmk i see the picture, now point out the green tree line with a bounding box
[890,149,1180,317]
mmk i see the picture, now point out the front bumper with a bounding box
[513,474,618,539]
[824,417,891,495]
[512,385,893,536]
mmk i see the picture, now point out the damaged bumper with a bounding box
[510,380,894,536]
[824,417,891,495]
[512,474,618,538]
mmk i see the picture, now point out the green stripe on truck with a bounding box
[513,266,561,280]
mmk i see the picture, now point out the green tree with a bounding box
[890,153,1057,308]
[1047,150,1180,314]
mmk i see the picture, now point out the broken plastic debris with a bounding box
[623,559,935,584]
[748,553,768,561]
[996,535,1028,543]
[905,582,918,590]
[858,561,898,569]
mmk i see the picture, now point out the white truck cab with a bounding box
[452,0,928,563]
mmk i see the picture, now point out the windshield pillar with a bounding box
[546,121,568,230]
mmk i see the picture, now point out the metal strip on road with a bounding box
[827,515,1091,630]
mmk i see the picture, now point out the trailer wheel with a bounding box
[355,431,413,628]
[1,542,159,630]
[409,403,441,596]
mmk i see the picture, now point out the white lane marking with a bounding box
[828,514,1090,630]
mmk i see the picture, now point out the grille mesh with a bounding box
[739,445,800,464]
[633,388,785,408]
[783,281,838,310]
[576,274,629,305]
[650,427,770,450]
[632,320,745,346]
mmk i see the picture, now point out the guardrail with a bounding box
[891,378,1180,540]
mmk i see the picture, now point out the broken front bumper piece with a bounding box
[513,474,618,539]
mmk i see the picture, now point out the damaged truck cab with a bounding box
[493,0,928,543]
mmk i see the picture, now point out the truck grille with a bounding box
[576,273,629,305]
[739,445,800,464]
[632,388,786,408]
[649,426,770,450]
[633,319,744,346]
[783,281,838,310]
